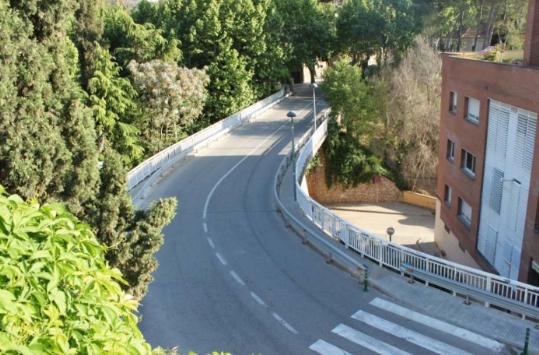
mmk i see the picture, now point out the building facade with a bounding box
[435,0,539,284]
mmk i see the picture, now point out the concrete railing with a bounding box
[291,111,539,320]
[127,89,286,191]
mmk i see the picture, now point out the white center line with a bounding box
[203,222,208,233]
[272,312,298,334]
[207,237,215,249]
[229,270,245,286]
[215,252,227,266]
[250,291,267,307]
[202,100,313,221]
[369,298,505,352]
[352,310,472,355]
[202,121,288,220]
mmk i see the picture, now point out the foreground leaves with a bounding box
[0,186,152,354]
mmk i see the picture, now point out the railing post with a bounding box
[485,276,492,307]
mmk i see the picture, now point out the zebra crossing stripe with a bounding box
[309,339,351,355]
[332,324,411,355]
[370,298,504,352]
[352,310,472,355]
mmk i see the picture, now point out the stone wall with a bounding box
[306,152,401,204]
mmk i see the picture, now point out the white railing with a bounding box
[127,88,286,191]
[290,110,539,314]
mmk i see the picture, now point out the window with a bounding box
[461,149,476,177]
[444,185,452,207]
[449,91,458,113]
[458,197,472,227]
[465,97,480,123]
[446,139,455,161]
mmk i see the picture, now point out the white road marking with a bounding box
[202,121,288,220]
[203,222,208,233]
[332,324,411,355]
[215,252,227,266]
[207,237,215,249]
[352,310,472,355]
[229,270,245,286]
[309,339,352,355]
[370,298,504,352]
[250,291,267,307]
[272,312,298,334]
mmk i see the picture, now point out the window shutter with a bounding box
[488,168,504,214]
[487,102,509,160]
[515,110,536,172]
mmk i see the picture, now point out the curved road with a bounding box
[139,86,506,355]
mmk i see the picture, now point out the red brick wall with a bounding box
[438,54,539,281]
[306,152,401,204]
[524,0,539,66]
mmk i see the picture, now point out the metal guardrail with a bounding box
[292,110,539,320]
[127,88,286,191]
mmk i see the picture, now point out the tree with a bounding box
[275,0,335,81]
[0,0,179,301]
[102,4,181,71]
[0,0,100,213]
[91,151,177,299]
[380,36,442,190]
[321,59,377,141]
[336,0,420,68]
[129,60,209,152]
[87,44,143,165]
[0,186,152,353]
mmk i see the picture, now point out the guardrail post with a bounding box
[522,328,530,355]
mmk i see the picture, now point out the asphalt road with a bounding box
[139,85,508,355]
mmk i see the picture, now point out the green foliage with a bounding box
[321,59,377,141]
[102,5,181,70]
[324,120,386,188]
[129,60,209,152]
[0,186,152,353]
[337,0,420,66]
[88,44,143,165]
[0,0,179,306]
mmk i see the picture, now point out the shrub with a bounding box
[0,186,152,354]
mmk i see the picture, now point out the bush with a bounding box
[324,120,386,188]
[0,186,152,354]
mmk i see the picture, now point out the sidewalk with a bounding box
[328,202,440,256]
[277,153,539,354]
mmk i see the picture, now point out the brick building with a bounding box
[434,0,539,284]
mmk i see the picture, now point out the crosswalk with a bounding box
[309,298,505,355]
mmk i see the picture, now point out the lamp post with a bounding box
[287,111,297,201]
[386,226,395,243]
[310,83,318,131]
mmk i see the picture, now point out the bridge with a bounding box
[132,85,537,354]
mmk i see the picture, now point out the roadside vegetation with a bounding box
[319,0,528,192]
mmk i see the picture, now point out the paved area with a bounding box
[328,202,440,256]
[137,85,536,354]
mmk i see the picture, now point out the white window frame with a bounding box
[447,139,455,161]
[461,149,476,177]
[449,91,458,113]
[458,197,472,227]
[466,97,480,123]
[444,185,452,207]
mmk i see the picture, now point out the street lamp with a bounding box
[386,226,395,243]
[310,83,318,131]
[287,111,297,201]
